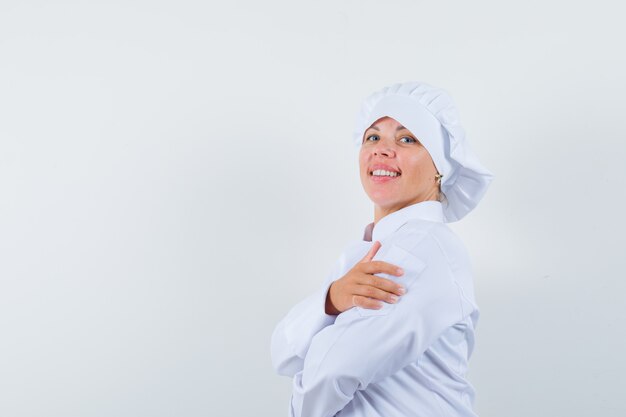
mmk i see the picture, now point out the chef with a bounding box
[271,81,494,417]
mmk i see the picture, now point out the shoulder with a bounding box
[389,221,478,315]
[392,220,469,270]
[370,221,478,320]
[389,220,473,278]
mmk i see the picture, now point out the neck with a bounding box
[374,204,403,224]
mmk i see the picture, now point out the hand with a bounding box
[325,241,406,315]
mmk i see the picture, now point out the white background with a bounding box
[1,1,625,416]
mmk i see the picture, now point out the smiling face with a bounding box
[359,116,441,222]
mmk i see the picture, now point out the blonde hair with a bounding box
[436,172,447,205]
[438,189,448,205]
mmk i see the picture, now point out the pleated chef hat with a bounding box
[352,81,494,222]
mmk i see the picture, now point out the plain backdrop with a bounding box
[1,1,625,416]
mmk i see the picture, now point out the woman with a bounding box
[270,81,494,417]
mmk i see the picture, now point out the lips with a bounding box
[367,163,402,185]
[368,163,401,176]
[370,175,399,184]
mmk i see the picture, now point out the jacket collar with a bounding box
[362,200,444,242]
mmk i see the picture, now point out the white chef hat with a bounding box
[352,81,494,222]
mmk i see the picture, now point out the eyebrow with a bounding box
[367,125,409,131]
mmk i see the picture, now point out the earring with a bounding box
[435,173,443,185]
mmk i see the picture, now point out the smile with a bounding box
[370,169,401,177]
[369,169,401,183]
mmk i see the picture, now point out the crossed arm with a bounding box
[271,237,472,417]
[271,275,338,377]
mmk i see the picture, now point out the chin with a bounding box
[367,193,401,208]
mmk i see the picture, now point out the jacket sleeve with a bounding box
[270,257,343,378]
[288,237,476,417]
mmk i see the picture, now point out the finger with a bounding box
[352,295,383,310]
[360,241,381,263]
[362,260,404,277]
[355,284,400,304]
[357,275,406,297]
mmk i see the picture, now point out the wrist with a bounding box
[324,284,340,315]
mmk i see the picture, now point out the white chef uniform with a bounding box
[271,200,480,417]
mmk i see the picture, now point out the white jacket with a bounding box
[271,200,480,417]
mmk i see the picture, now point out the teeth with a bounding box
[372,169,400,177]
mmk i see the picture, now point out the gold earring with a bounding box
[435,173,443,185]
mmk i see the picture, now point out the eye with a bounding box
[399,136,417,144]
[364,134,380,143]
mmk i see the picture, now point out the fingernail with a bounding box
[398,286,406,294]
[389,295,398,302]
[396,268,404,275]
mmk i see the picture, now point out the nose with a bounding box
[372,140,396,158]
